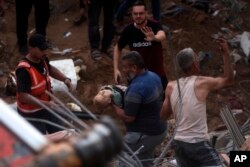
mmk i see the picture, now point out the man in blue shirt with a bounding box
[112,51,166,167]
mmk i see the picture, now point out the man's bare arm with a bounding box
[161,82,173,120]
[113,45,122,84]
[197,39,234,95]
[49,65,73,91]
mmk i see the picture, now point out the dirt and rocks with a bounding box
[0,0,250,149]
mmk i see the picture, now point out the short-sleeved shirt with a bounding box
[124,70,166,135]
[16,57,50,93]
[118,20,166,77]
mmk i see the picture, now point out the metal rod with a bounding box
[62,89,98,120]
[220,106,245,149]
[26,117,68,131]
[45,90,90,130]
[28,95,80,131]
[62,90,143,166]
[154,31,183,167]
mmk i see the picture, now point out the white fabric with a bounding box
[170,76,208,143]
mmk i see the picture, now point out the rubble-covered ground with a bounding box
[0,0,250,164]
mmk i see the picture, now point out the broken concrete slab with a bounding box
[50,59,77,92]
[240,31,250,59]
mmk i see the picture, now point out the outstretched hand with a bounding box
[141,26,155,41]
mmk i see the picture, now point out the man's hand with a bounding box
[141,26,155,42]
[114,69,122,84]
[64,78,74,92]
[216,38,229,55]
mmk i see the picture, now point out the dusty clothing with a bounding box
[118,20,167,88]
[170,75,222,166]
[170,76,208,142]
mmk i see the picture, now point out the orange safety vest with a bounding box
[16,59,52,113]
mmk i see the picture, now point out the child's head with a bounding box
[93,89,113,107]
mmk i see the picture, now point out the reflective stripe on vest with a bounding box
[16,60,51,113]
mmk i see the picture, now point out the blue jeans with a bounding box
[118,130,167,167]
[173,140,223,167]
[115,0,160,21]
[88,0,116,52]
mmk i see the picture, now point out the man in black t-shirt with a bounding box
[16,34,73,134]
[113,1,168,89]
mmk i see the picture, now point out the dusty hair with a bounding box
[176,48,195,71]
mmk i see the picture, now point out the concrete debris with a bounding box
[74,59,84,66]
[63,31,71,38]
[75,66,81,81]
[66,102,82,112]
[28,28,35,35]
[231,109,243,115]
[210,117,250,153]
[50,59,77,92]
[227,34,241,48]
[240,31,250,59]
[51,48,81,56]
[230,49,242,64]
[212,10,220,17]
[4,71,16,96]
[64,18,69,22]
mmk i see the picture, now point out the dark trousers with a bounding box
[173,140,222,167]
[88,0,116,52]
[115,0,160,21]
[79,0,86,8]
[18,109,62,134]
[15,0,50,47]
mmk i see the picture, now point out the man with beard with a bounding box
[113,1,168,90]
[112,51,166,167]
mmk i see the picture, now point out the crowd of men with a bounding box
[0,0,238,166]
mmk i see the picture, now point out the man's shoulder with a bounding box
[168,80,176,87]
[17,59,31,69]
[147,20,162,28]
[123,23,135,30]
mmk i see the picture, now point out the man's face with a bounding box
[30,47,48,59]
[122,60,136,82]
[132,5,147,26]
